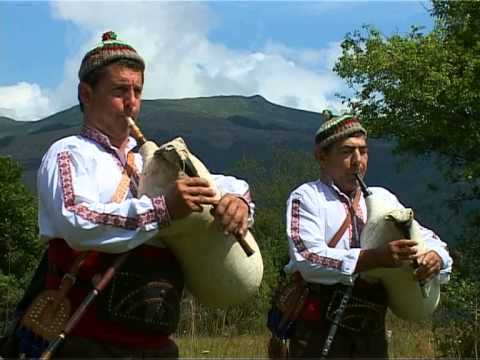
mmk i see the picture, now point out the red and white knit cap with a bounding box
[315,110,367,148]
[78,31,145,81]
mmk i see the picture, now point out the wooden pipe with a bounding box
[127,116,254,257]
[127,116,147,146]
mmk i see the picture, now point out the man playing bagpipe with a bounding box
[268,111,452,359]
[1,31,254,359]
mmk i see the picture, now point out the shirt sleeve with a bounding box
[37,148,171,253]
[211,174,255,227]
[372,187,453,283]
[285,188,361,286]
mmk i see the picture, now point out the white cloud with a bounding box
[264,40,342,70]
[0,82,56,121]
[1,1,348,121]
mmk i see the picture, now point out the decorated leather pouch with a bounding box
[96,252,184,335]
[267,273,309,358]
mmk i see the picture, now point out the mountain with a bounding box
[0,95,321,188]
[0,95,458,240]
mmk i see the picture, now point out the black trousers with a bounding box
[288,319,388,359]
[288,281,389,359]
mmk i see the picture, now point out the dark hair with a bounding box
[78,59,145,113]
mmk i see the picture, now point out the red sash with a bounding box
[46,239,175,348]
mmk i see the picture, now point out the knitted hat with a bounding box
[315,110,367,147]
[78,31,145,81]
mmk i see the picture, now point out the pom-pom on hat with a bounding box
[78,31,145,81]
[315,110,367,148]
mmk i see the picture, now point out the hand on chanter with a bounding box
[414,250,443,281]
[374,239,419,268]
[211,194,249,238]
[164,177,218,220]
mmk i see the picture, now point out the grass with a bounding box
[176,334,269,359]
[175,311,440,359]
[386,312,437,358]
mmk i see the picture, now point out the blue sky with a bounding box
[0,1,434,121]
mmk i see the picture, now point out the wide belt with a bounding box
[304,280,387,334]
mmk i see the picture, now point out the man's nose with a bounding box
[351,149,361,165]
[123,88,136,110]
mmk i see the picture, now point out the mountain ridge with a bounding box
[0,95,457,240]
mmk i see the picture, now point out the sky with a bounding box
[0,1,434,121]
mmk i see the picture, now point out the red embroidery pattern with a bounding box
[291,199,342,270]
[353,202,365,248]
[152,196,171,228]
[81,127,141,198]
[80,127,123,168]
[57,151,167,230]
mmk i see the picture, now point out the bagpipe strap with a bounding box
[327,189,361,248]
[110,151,137,203]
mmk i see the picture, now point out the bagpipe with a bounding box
[128,117,264,308]
[356,174,441,321]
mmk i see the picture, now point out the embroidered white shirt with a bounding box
[285,179,453,286]
[38,127,254,254]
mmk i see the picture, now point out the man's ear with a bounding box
[314,144,325,164]
[78,82,93,110]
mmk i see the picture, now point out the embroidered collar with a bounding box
[80,126,137,154]
[80,126,140,196]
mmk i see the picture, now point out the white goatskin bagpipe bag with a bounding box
[137,136,263,308]
[358,176,441,321]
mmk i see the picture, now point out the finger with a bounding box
[225,207,245,234]
[214,195,237,218]
[396,246,418,260]
[186,194,218,207]
[181,185,216,197]
[237,215,248,237]
[394,239,419,248]
[220,210,234,234]
[180,176,211,187]
[415,252,426,263]
[218,202,241,234]
[419,254,432,266]
[226,218,241,235]
[424,251,442,266]
[214,195,234,217]
[398,244,418,254]
[415,259,441,280]
[222,200,240,225]
[414,251,438,265]
[414,261,433,279]
[185,200,203,212]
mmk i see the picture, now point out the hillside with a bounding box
[0,95,457,239]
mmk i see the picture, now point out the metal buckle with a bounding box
[61,272,77,286]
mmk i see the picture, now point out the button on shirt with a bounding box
[38,127,254,254]
[285,179,452,286]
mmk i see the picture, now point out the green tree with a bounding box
[0,155,43,332]
[334,2,480,357]
[334,1,480,209]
